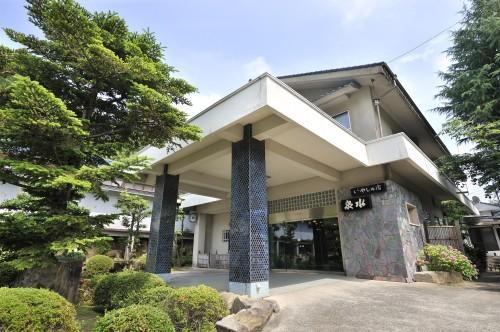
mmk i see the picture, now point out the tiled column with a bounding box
[229,124,269,298]
[146,165,179,274]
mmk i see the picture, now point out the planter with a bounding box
[415,271,463,284]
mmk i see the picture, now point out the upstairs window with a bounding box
[333,111,351,130]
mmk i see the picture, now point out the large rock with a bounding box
[217,298,275,332]
[263,299,280,313]
[415,271,463,284]
[220,292,239,311]
[231,295,257,314]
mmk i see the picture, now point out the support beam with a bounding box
[146,165,179,274]
[180,171,231,192]
[253,114,295,140]
[179,182,228,199]
[266,140,341,181]
[229,124,269,298]
[168,140,231,175]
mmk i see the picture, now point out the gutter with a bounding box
[379,63,451,156]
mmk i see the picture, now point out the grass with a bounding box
[76,305,101,332]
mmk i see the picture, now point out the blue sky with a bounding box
[0,0,485,199]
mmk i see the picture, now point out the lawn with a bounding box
[76,306,101,332]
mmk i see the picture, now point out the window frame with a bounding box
[405,202,421,226]
[332,110,352,130]
[222,229,230,242]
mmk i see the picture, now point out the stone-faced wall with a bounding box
[338,180,426,282]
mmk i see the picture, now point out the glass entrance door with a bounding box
[269,217,343,271]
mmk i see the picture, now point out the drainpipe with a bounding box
[373,98,384,138]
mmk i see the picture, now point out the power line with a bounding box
[388,22,459,63]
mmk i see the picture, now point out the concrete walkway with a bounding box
[164,268,346,295]
[165,269,500,331]
[264,275,500,332]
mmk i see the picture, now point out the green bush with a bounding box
[139,286,175,306]
[0,262,20,287]
[132,254,147,271]
[94,304,174,332]
[420,244,478,280]
[84,255,114,278]
[94,271,165,310]
[166,285,228,332]
[0,287,79,332]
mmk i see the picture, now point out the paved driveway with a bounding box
[264,275,500,332]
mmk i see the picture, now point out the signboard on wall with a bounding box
[351,183,386,196]
[341,196,372,212]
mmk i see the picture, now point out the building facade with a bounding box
[138,63,478,297]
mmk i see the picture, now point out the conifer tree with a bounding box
[436,0,500,198]
[0,0,200,268]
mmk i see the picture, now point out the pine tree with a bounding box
[435,0,500,198]
[115,192,151,261]
[0,0,200,269]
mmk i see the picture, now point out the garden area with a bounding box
[1,254,228,331]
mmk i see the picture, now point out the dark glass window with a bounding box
[269,218,343,271]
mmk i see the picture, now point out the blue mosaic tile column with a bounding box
[229,124,269,298]
[146,165,179,274]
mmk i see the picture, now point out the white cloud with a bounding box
[328,0,396,26]
[397,47,436,64]
[243,56,272,79]
[177,92,221,118]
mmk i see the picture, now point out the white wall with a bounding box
[209,213,229,254]
[323,87,379,141]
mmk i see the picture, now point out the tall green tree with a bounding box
[0,0,200,269]
[435,0,500,198]
[115,192,151,261]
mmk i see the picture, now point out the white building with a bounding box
[136,63,478,297]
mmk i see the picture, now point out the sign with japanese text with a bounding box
[350,183,386,196]
[341,196,372,212]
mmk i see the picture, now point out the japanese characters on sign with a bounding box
[341,196,372,212]
[350,183,386,196]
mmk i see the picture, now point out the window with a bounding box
[406,203,420,226]
[222,230,230,242]
[333,111,351,130]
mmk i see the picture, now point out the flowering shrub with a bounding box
[419,244,478,280]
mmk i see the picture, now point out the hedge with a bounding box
[0,287,79,332]
[165,285,228,332]
[84,255,114,278]
[94,271,165,310]
[138,286,175,306]
[94,304,174,332]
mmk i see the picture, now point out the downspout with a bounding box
[369,79,384,138]
[374,98,383,138]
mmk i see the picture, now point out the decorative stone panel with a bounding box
[338,180,425,282]
[146,165,179,274]
[229,124,269,284]
[268,190,336,214]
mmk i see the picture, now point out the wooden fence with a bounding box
[425,222,464,252]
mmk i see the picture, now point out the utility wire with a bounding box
[388,22,459,63]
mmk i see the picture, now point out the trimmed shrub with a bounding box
[420,244,478,280]
[94,271,165,310]
[94,304,174,332]
[132,254,147,271]
[0,287,79,332]
[84,255,114,278]
[166,285,228,332]
[0,262,20,287]
[139,286,175,306]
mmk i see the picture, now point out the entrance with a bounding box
[269,218,343,271]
